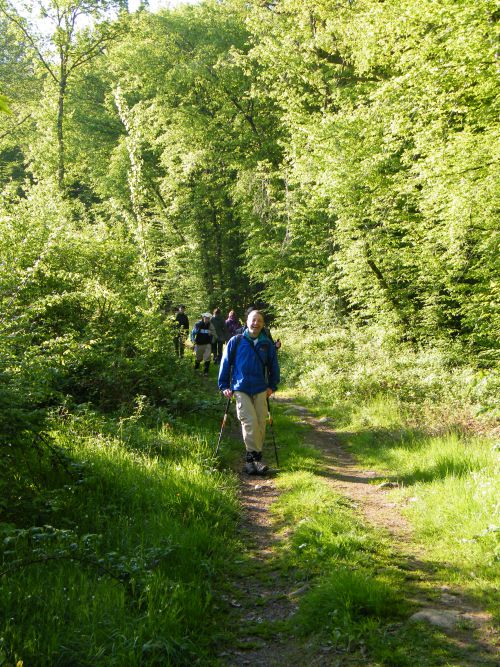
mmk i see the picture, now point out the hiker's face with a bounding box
[247,311,264,337]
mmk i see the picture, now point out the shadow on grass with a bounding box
[317,469,387,484]
[396,456,483,485]
[230,509,499,667]
[338,426,429,455]
[336,426,490,487]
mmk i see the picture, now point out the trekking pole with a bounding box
[215,395,232,456]
[267,397,279,467]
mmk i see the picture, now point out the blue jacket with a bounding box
[218,331,280,396]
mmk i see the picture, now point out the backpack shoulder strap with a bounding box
[243,336,273,381]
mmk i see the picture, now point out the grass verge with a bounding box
[0,395,240,666]
[255,411,498,665]
[276,327,499,620]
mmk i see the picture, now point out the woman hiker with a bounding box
[225,309,241,339]
[218,310,280,474]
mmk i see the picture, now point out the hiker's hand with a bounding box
[275,339,282,349]
[266,388,273,398]
[223,389,233,398]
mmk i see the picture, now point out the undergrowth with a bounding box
[0,393,240,666]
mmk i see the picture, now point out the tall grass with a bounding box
[279,324,499,424]
[0,403,239,666]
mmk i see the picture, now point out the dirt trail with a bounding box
[219,401,498,666]
[218,469,335,667]
[302,413,414,541]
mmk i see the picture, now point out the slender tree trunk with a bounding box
[212,206,224,293]
[57,74,67,189]
[364,245,411,329]
[114,85,156,304]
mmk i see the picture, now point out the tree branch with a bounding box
[0,112,32,140]
[68,28,122,73]
[0,6,58,84]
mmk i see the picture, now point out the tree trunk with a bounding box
[57,74,67,188]
[364,246,411,330]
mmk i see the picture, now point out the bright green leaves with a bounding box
[0,94,11,114]
[236,0,499,348]
[1,0,498,355]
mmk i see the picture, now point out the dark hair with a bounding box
[178,304,185,309]
[213,308,221,315]
[244,305,257,319]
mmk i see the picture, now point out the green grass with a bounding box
[0,399,240,666]
[271,470,384,572]
[277,331,500,652]
[247,423,497,666]
[337,418,499,605]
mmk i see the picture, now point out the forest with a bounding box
[0,0,498,665]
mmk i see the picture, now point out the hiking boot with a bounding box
[252,461,269,475]
[248,451,268,475]
[203,361,210,376]
[244,460,257,474]
[253,459,269,475]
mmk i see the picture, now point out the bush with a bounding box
[279,324,499,424]
[0,184,187,412]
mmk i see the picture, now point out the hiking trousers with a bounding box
[212,339,224,363]
[234,390,267,453]
[195,343,212,362]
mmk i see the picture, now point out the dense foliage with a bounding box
[2,0,498,345]
[1,0,497,524]
[1,0,496,452]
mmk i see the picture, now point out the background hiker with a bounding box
[218,309,280,474]
[211,308,228,364]
[174,304,189,358]
[192,312,216,376]
[225,309,241,339]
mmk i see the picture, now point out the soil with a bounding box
[218,400,499,666]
